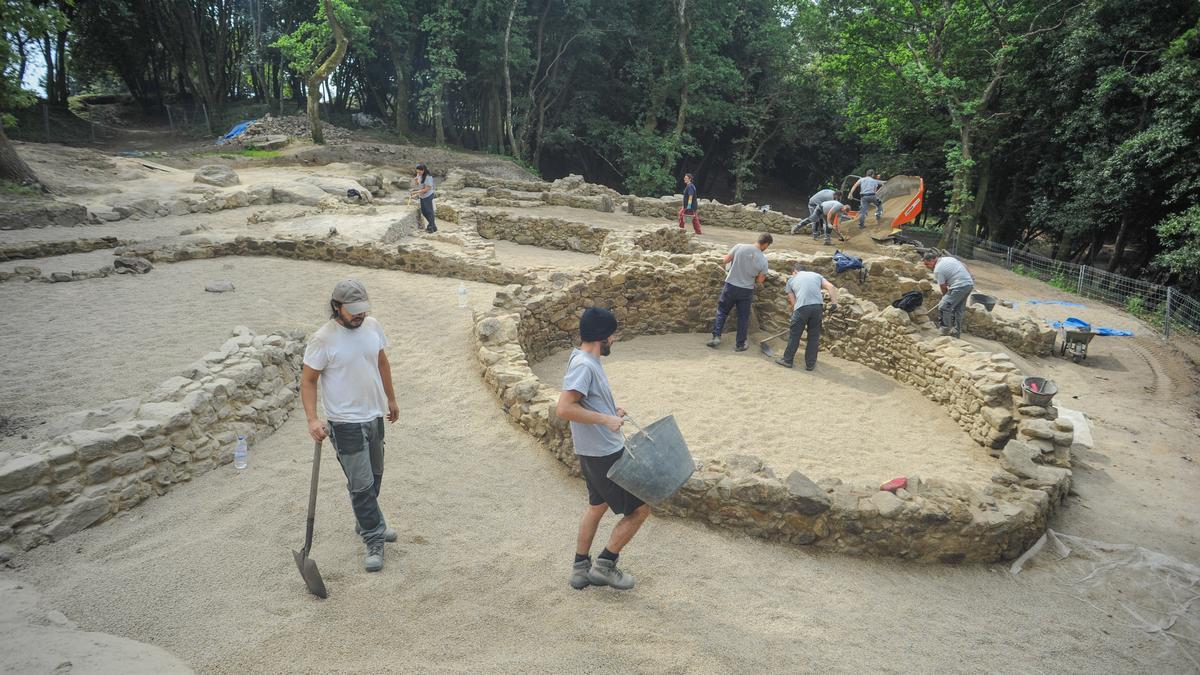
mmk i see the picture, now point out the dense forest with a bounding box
[1,0,1198,291]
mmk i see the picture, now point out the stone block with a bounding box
[1018,418,1055,440]
[43,397,140,438]
[0,454,49,493]
[84,460,113,484]
[137,402,193,430]
[785,471,831,515]
[870,490,905,517]
[0,486,51,514]
[194,164,240,187]
[44,444,77,465]
[111,453,147,475]
[981,406,1014,431]
[43,495,111,540]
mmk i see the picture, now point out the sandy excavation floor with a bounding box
[3,256,1197,673]
[532,334,995,484]
[2,143,1199,671]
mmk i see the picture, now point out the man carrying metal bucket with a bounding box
[555,307,649,591]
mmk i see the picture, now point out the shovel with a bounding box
[293,439,328,599]
[758,328,790,357]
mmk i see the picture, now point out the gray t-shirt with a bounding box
[821,200,846,217]
[562,348,623,458]
[725,244,769,290]
[416,174,435,199]
[858,177,883,195]
[809,188,836,205]
[934,256,974,289]
[786,271,825,308]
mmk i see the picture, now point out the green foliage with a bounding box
[0,0,68,116]
[274,1,368,78]
[0,179,41,196]
[1048,271,1074,293]
[1153,204,1200,293]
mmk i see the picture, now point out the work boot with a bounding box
[939,326,952,336]
[586,558,635,590]
[384,528,397,543]
[775,358,794,369]
[824,237,832,246]
[569,559,592,590]
[364,541,385,572]
[735,344,748,352]
[706,336,721,348]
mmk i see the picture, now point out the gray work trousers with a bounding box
[938,285,973,337]
[327,418,388,546]
[859,194,883,226]
[781,304,824,369]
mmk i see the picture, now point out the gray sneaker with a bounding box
[569,559,592,590]
[384,528,398,543]
[586,558,635,590]
[364,542,384,572]
[706,336,721,349]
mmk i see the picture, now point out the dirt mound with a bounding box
[237,115,354,146]
[287,142,537,182]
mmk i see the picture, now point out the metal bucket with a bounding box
[1021,377,1058,406]
[607,415,695,504]
[970,293,997,312]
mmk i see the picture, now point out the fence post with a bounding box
[42,104,50,143]
[166,106,174,133]
[1164,287,1173,340]
[1077,265,1086,295]
[202,103,212,134]
[1006,246,1014,269]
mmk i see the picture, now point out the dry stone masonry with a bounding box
[0,328,305,560]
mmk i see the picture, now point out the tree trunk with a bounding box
[502,0,520,157]
[1108,208,1133,272]
[434,89,446,146]
[940,122,975,248]
[673,0,689,136]
[41,36,55,103]
[306,0,350,145]
[491,86,503,153]
[0,127,41,186]
[971,154,991,240]
[54,30,69,105]
[388,39,412,135]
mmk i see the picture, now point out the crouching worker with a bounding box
[922,251,975,337]
[776,263,839,371]
[556,307,650,591]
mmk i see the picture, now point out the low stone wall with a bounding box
[628,196,801,234]
[0,328,304,558]
[475,211,612,254]
[470,256,1073,563]
[122,235,536,287]
[0,198,89,230]
[964,305,1056,356]
[0,237,122,262]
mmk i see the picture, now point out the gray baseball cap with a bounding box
[332,279,370,315]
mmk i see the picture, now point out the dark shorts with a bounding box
[578,449,645,516]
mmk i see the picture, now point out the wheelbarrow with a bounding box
[1059,327,1096,363]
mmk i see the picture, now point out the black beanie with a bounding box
[579,307,618,342]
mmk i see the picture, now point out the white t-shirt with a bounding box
[303,317,390,423]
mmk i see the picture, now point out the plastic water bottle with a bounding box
[234,435,248,469]
[457,282,468,308]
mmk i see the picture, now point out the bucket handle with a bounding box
[620,414,654,461]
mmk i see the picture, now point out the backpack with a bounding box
[892,290,924,312]
[832,250,864,273]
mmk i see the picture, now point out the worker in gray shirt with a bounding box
[850,170,886,229]
[556,307,648,591]
[922,251,975,337]
[706,233,772,351]
[776,263,839,371]
[816,200,851,244]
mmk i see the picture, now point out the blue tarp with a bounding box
[1025,300,1086,308]
[1048,317,1133,336]
[216,120,256,145]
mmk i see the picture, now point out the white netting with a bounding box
[1011,529,1200,668]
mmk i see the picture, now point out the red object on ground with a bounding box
[1029,381,1040,393]
[880,477,908,492]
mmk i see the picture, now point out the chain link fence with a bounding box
[917,231,1200,340]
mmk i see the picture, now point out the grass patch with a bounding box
[200,148,282,159]
[0,180,42,197]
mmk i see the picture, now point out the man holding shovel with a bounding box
[775,262,839,371]
[923,251,974,337]
[706,233,773,351]
[301,279,400,573]
[556,307,649,591]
